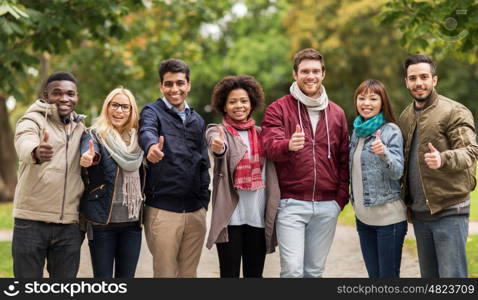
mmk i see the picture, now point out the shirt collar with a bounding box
[162,98,190,113]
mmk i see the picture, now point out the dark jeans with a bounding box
[216,225,266,278]
[412,215,468,278]
[12,218,82,278]
[88,222,142,278]
[356,218,407,278]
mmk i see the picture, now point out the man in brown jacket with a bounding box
[399,54,478,278]
[12,71,85,278]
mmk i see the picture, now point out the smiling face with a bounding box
[107,93,131,131]
[160,72,191,111]
[356,91,382,121]
[405,62,438,103]
[224,88,251,122]
[44,80,79,118]
[293,59,325,98]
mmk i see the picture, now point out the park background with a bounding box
[0,0,477,277]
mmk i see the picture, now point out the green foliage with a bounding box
[0,0,144,98]
[0,241,13,278]
[3,0,478,126]
[380,0,478,63]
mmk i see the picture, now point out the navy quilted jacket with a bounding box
[139,99,210,212]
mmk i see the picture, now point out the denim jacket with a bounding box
[349,122,404,206]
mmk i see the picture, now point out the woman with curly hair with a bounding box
[205,75,280,277]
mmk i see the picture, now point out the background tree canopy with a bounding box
[0,0,477,201]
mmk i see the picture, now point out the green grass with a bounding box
[470,186,478,221]
[0,241,13,278]
[403,235,478,278]
[0,202,13,230]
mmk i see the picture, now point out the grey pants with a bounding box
[12,218,83,278]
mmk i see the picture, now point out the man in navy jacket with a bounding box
[139,58,210,277]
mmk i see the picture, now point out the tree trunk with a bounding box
[0,95,17,202]
[37,52,51,98]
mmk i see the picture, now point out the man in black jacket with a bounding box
[139,59,210,277]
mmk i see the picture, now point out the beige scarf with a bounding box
[290,81,329,111]
[102,129,144,219]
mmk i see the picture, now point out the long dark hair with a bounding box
[353,79,397,124]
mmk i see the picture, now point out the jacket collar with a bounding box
[413,90,438,112]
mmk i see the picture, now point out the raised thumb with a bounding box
[375,129,381,141]
[158,136,164,150]
[42,130,49,143]
[219,127,225,140]
[428,142,437,153]
[88,140,95,153]
[295,124,302,134]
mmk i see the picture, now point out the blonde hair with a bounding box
[91,87,139,141]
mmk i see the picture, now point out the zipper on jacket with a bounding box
[307,108,318,202]
[90,184,105,193]
[414,118,433,213]
[312,139,317,201]
[60,128,70,221]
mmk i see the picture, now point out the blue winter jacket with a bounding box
[349,122,404,206]
[139,98,210,212]
[80,130,145,224]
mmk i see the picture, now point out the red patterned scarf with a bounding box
[223,115,265,191]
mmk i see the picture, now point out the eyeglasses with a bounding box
[110,102,131,112]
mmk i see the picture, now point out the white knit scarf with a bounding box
[290,81,329,111]
[102,129,144,219]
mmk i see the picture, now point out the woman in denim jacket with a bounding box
[349,79,407,278]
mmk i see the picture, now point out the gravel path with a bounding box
[2,217,478,277]
[76,213,422,278]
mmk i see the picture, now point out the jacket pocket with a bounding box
[86,184,106,201]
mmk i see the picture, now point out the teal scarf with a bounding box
[353,112,385,137]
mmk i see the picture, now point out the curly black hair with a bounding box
[211,75,265,116]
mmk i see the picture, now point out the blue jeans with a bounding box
[12,218,82,278]
[276,199,340,278]
[356,218,407,278]
[412,215,468,278]
[88,222,142,278]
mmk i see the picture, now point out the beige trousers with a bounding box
[144,206,207,278]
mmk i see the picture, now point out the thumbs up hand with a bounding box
[371,130,385,157]
[34,130,54,163]
[288,124,305,152]
[147,136,165,163]
[424,142,441,169]
[80,140,96,167]
[211,127,226,154]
